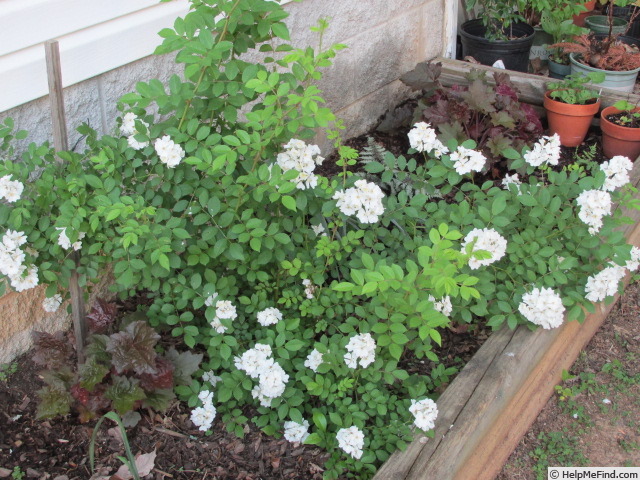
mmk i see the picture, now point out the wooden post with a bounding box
[44,40,87,364]
[442,0,460,59]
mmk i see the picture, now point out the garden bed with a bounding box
[3,16,640,477]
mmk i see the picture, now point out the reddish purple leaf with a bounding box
[86,298,119,333]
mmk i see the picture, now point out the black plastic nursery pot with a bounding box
[459,19,535,72]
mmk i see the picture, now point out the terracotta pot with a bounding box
[601,106,640,160]
[573,0,597,27]
[543,91,600,147]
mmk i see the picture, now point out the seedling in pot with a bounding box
[611,99,640,127]
[547,72,605,104]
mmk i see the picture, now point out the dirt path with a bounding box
[498,281,640,480]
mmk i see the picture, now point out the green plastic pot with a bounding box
[548,59,571,79]
[570,53,640,92]
[585,15,628,34]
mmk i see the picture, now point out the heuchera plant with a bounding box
[32,300,202,421]
[400,62,543,172]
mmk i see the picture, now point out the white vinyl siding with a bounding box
[0,0,190,112]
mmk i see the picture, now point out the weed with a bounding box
[0,362,17,382]
[11,467,25,480]
[530,430,588,480]
[602,360,640,393]
[619,438,640,453]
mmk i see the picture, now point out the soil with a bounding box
[604,111,640,128]
[498,281,640,479]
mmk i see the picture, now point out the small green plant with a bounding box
[611,100,640,127]
[619,438,640,453]
[0,362,17,382]
[465,0,528,41]
[541,4,589,65]
[530,430,589,479]
[602,359,640,392]
[11,467,25,480]
[547,72,605,105]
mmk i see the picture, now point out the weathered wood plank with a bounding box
[376,152,640,480]
[433,57,640,109]
[374,327,518,480]
[45,40,87,364]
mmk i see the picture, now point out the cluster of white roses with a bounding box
[276,139,324,190]
[304,348,323,372]
[501,173,522,193]
[523,134,561,167]
[626,246,640,271]
[408,122,449,157]
[449,145,487,175]
[336,426,365,459]
[207,298,237,334]
[600,155,633,192]
[283,420,310,444]
[56,227,85,251]
[0,175,23,203]
[42,293,63,313]
[575,156,632,234]
[0,230,39,292]
[518,287,565,329]
[584,265,627,303]
[311,223,326,236]
[302,278,317,299]
[256,307,282,327]
[576,189,612,235]
[234,343,289,407]
[190,390,217,432]
[154,135,185,168]
[429,295,452,317]
[120,112,150,150]
[333,179,385,224]
[344,332,376,369]
[461,228,507,270]
[409,398,439,431]
[202,370,222,387]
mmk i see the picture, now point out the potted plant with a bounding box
[461,0,535,72]
[574,0,598,27]
[543,72,604,146]
[526,0,588,70]
[600,99,640,159]
[551,33,640,91]
[541,6,590,78]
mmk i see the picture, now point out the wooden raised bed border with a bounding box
[433,57,640,108]
[374,61,640,480]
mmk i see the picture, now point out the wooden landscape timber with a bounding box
[433,57,640,109]
[374,150,640,480]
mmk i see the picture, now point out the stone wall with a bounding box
[0,0,447,362]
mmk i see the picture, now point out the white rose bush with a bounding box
[0,1,639,479]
